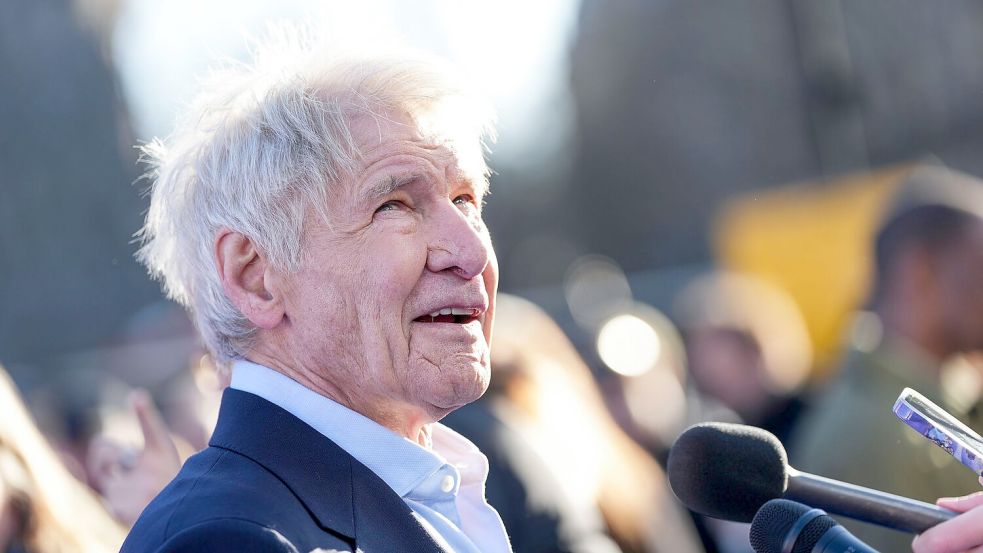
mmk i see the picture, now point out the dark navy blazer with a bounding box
[121,389,451,553]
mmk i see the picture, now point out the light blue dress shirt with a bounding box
[230,360,512,553]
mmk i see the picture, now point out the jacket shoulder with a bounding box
[123,446,351,552]
[150,518,304,553]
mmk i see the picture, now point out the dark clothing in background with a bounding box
[444,397,622,553]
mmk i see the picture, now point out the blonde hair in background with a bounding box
[0,365,125,553]
[489,294,701,553]
[673,270,813,395]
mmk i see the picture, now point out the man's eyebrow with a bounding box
[448,165,489,200]
[360,173,419,203]
[471,176,490,200]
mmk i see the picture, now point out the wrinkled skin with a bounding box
[245,112,498,445]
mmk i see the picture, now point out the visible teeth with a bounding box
[424,307,478,318]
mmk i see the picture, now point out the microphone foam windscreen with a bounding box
[667,422,789,522]
[750,499,837,553]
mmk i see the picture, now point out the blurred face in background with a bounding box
[685,326,770,421]
[933,221,983,354]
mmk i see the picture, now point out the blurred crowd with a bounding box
[8,2,983,552]
[4,163,983,552]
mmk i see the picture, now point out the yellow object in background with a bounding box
[713,164,915,380]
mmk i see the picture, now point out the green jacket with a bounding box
[789,338,983,553]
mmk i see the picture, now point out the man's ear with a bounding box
[215,229,284,330]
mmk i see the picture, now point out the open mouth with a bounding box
[413,307,481,324]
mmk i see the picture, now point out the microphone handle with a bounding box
[786,469,956,533]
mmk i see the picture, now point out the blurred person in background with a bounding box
[0,364,125,552]
[83,304,226,522]
[668,274,813,553]
[100,302,223,456]
[121,32,509,552]
[605,307,691,463]
[25,367,135,488]
[82,315,227,526]
[790,165,983,552]
[445,294,704,553]
[673,271,813,444]
[87,390,183,528]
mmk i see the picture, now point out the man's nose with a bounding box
[426,204,490,279]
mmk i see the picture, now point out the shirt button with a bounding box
[440,474,455,493]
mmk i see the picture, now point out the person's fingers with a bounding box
[131,389,178,458]
[913,505,983,553]
[938,491,983,514]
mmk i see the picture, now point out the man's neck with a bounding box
[242,351,436,446]
[876,303,951,365]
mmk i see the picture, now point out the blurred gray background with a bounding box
[4,0,983,381]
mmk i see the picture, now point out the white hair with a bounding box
[136,34,496,361]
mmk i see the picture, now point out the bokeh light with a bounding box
[596,313,661,377]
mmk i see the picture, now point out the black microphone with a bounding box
[666,422,955,533]
[750,499,878,553]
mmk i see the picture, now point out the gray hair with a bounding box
[136,35,496,361]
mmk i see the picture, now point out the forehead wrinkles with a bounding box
[355,109,488,189]
[357,142,461,196]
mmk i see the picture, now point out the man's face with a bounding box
[936,221,983,353]
[276,112,498,426]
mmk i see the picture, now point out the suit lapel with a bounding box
[350,460,449,553]
[209,389,356,537]
[208,389,449,553]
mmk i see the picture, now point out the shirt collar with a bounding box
[229,359,480,498]
[432,422,487,488]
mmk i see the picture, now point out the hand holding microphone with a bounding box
[747,487,983,553]
[912,486,983,553]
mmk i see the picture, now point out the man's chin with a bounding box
[421,364,490,414]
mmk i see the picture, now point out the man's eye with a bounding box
[375,200,404,214]
[453,194,476,207]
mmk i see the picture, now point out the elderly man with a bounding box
[121,39,510,553]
